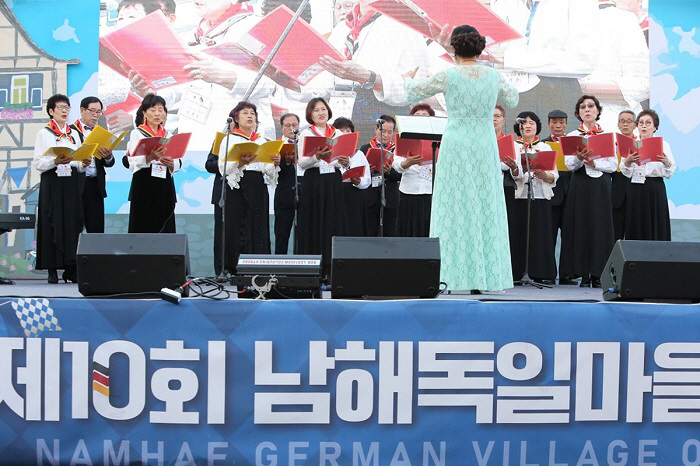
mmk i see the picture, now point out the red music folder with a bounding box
[560,133,615,159]
[366,148,395,171]
[367,0,521,46]
[302,132,359,161]
[100,10,194,90]
[129,133,192,159]
[523,150,556,171]
[616,133,637,158]
[205,5,345,90]
[497,134,515,162]
[342,165,367,181]
[636,137,664,164]
[396,137,438,165]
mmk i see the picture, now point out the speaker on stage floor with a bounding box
[602,240,700,302]
[77,233,189,297]
[331,237,440,299]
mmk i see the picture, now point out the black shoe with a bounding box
[62,269,77,283]
[470,289,483,295]
[591,277,602,288]
[579,276,591,287]
[559,277,577,285]
[48,269,59,284]
[0,277,15,285]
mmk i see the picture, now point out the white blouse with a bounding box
[217,133,279,190]
[393,154,432,195]
[32,124,86,174]
[514,140,558,200]
[621,140,675,180]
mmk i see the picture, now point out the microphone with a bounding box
[515,117,527,125]
[223,116,233,132]
[376,118,385,126]
[292,129,299,135]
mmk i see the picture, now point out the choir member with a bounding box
[512,112,558,284]
[394,115,433,237]
[297,98,347,277]
[274,112,301,255]
[334,117,371,236]
[32,94,89,283]
[126,94,181,234]
[542,109,575,284]
[70,96,115,233]
[612,110,636,241]
[217,101,279,274]
[560,95,616,288]
[621,109,675,240]
[361,115,401,237]
[409,103,435,117]
[495,105,520,280]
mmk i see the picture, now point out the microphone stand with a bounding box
[292,130,300,254]
[431,141,439,193]
[378,121,386,237]
[514,124,551,289]
[216,119,232,282]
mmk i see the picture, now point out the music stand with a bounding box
[395,115,446,192]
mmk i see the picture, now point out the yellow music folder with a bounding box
[42,143,99,161]
[545,141,568,171]
[210,131,227,156]
[225,140,285,163]
[83,125,127,153]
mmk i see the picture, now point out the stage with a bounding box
[2,278,608,302]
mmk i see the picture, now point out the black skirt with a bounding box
[297,167,346,270]
[611,171,630,241]
[624,176,671,241]
[560,168,615,279]
[397,192,432,237]
[503,172,518,280]
[512,198,556,281]
[342,182,367,236]
[36,168,84,270]
[223,171,271,273]
[128,167,176,233]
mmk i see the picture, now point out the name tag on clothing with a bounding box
[584,165,602,178]
[56,164,72,177]
[319,162,335,175]
[418,166,432,181]
[631,168,646,184]
[151,162,167,179]
[371,175,382,188]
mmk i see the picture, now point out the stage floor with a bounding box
[1,278,609,302]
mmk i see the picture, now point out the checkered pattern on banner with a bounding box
[11,298,62,337]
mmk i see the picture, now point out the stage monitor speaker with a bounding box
[331,237,440,299]
[602,240,700,302]
[77,233,189,297]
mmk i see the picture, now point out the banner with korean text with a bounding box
[0,298,699,465]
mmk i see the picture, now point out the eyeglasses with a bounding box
[282,123,298,128]
[579,103,597,110]
[637,120,654,126]
[55,105,71,111]
[86,108,103,116]
[618,119,634,124]
[334,1,354,10]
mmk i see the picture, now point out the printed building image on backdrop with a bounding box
[1,0,699,277]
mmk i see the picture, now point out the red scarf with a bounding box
[138,123,166,138]
[72,119,93,134]
[577,123,603,136]
[516,137,540,149]
[310,124,335,138]
[497,132,507,139]
[46,120,75,144]
[344,4,378,60]
[369,135,395,153]
[194,3,253,43]
[549,134,562,143]
[233,128,260,141]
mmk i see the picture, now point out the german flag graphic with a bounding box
[93,361,110,396]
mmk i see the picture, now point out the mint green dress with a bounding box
[404,65,519,291]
